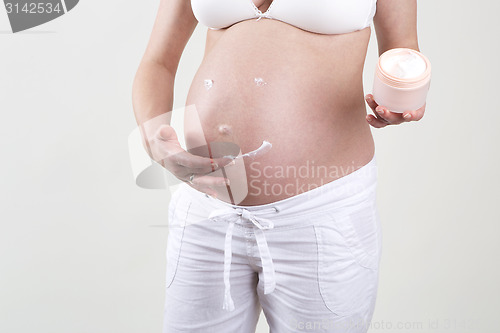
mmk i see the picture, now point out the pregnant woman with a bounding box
[132,0,425,332]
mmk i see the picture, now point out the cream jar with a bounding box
[372,48,431,113]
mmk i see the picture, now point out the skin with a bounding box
[132,0,423,204]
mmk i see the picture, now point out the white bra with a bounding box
[191,0,377,35]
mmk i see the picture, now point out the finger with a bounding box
[403,103,426,122]
[402,112,413,122]
[372,110,390,124]
[365,94,379,111]
[413,109,425,121]
[171,151,223,174]
[366,114,388,128]
[173,150,237,172]
[374,106,405,125]
[212,156,237,169]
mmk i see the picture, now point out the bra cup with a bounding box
[191,0,257,30]
[191,0,377,34]
[270,0,376,34]
[363,0,378,29]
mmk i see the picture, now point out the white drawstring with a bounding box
[208,207,276,311]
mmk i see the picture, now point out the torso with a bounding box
[184,1,375,205]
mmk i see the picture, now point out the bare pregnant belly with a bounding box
[184,19,375,205]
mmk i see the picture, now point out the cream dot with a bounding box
[254,77,267,86]
[204,79,214,90]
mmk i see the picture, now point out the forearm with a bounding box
[132,60,175,127]
[374,0,419,56]
[378,39,419,56]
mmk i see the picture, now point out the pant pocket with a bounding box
[313,205,381,316]
[334,201,381,270]
[165,189,191,289]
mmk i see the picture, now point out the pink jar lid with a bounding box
[377,48,431,88]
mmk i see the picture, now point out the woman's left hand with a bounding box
[364,94,426,128]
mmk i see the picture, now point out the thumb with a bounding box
[156,124,178,143]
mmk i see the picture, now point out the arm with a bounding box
[132,0,198,127]
[131,0,231,194]
[365,0,426,127]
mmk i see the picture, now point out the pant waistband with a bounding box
[179,153,378,229]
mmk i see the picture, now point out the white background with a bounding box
[1,0,499,332]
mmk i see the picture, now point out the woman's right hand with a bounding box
[146,124,234,197]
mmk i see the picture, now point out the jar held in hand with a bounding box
[372,48,431,113]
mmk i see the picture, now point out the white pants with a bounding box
[163,155,382,333]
